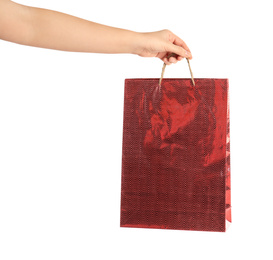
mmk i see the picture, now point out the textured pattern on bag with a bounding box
[120,78,231,232]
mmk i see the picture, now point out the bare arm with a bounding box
[0,0,192,63]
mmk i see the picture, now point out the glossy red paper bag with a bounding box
[120,77,231,232]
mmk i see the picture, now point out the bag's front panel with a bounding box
[121,78,229,232]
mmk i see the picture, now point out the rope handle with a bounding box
[159,54,195,86]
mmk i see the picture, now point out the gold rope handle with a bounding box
[159,55,195,86]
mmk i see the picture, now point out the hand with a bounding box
[0,0,192,60]
[135,29,192,65]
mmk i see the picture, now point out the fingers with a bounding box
[170,43,192,60]
[162,43,192,65]
[157,29,193,65]
[172,32,191,53]
[167,30,193,61]
[162,53,180,65]
[163,56,175,65]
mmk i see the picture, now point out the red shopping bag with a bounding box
[120,60,231,232]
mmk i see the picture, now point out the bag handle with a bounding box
[159,54,195,86]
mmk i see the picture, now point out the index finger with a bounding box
[171,33,191,53]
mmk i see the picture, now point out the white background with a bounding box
[0,0,272,259]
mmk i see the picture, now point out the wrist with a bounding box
[129,31,145,55]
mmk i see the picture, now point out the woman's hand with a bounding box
[0,0,192,62]
[134,30,192,65]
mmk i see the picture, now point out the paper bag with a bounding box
[120,63,231,232]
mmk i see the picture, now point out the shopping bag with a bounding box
[120,59,231,232]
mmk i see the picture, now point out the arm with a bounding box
[0,0,192,63]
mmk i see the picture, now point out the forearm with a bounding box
[0,1,191,62]
[1,1,142,54]
[28,6,141,54]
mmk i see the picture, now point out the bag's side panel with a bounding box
[120,78,229,232]
[225,81,231,229]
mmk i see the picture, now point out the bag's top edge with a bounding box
[125,78,229,81]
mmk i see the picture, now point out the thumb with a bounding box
[167,43,192,59]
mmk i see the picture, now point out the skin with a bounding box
[0,0,192,65]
